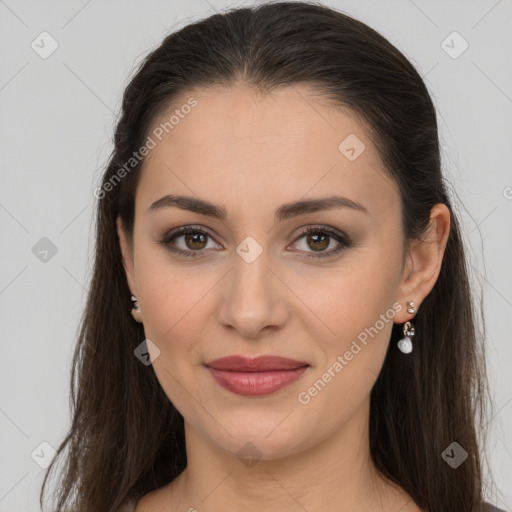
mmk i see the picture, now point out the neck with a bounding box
[165,399,414,512]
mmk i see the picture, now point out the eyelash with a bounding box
[159,225,351,260]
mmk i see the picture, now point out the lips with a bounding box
[205,355,310,396]
[206,355,308,371]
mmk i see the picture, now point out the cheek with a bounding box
[311,250,401,345]
[138,272,210,351]
[132,243,208,353]
[294,282,397,437]
[134,255,214,412]
[294,245,401,404]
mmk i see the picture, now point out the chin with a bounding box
[201,412,316,462]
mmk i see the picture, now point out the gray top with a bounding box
[484,504,507,512]
[118,500,137,512]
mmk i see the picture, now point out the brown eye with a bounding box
[184,232,208,250]
[160,226,221,258]
[306,232,330,251]
[292,226,351,260]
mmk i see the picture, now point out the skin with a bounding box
[117,83,450,511]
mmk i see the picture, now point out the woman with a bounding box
[40,2,504,511]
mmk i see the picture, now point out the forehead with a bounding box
[137,83,398,220]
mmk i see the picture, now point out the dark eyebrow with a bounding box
[147,194,369,222]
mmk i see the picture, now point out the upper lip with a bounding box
[205,355,309,372]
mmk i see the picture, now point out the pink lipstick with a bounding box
[205,355,309,396]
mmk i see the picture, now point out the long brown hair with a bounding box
[40,2,493,510]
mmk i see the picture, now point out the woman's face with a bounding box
[118,84,415,460]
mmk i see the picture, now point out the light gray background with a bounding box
[1,1,511,510]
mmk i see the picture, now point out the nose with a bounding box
[217,248,290,339]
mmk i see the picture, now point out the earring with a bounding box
[131,295,140,311]
[397,301,415,354]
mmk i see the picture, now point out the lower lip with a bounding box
[206,366,309,396]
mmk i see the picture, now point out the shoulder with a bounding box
[126,486,168,512]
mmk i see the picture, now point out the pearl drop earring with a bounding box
[397,301,415,354]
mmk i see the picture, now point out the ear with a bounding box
[116,216,142,322]
[394,203,451,323]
